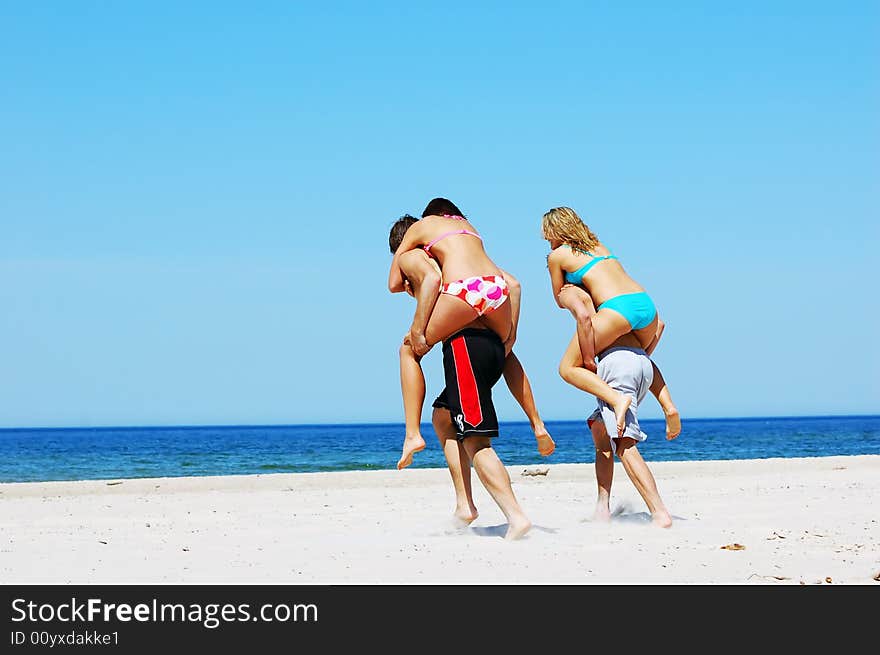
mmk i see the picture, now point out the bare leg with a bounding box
[597,307,680,440]
[432,408,477,525]
[397,294,509,467]
[502,352,555,456]
[615,437,672,528]
[644,317,665,356]
[589,307,642,353]
[462,437,531,540]
[557,285,598,372]
[590,419,614,522]
[630,314,681,438]
[395,251,517,470]
[476,299,513,344]
[396,252,504,470]
[558,333,631,437]
[394,250,442,470]
[649,360,681,440]
[398,296,509,469]
[397,341,426,469]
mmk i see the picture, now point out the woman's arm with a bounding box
[546,249,567,308]
[388,222,427,293]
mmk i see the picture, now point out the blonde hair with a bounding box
[541,207,599,252]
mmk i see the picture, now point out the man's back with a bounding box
[605,331,642,353]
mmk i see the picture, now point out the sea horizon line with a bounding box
[1,413,877,433]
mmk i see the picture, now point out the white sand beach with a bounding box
[1,455,878,585]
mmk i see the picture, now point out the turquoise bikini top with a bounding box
[563,245,618,285]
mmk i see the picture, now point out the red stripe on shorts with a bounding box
[451,336,482,428]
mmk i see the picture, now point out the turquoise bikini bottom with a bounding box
[597,292,657,330]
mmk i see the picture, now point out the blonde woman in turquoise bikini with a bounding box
[542,206,681,440]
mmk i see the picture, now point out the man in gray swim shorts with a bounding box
[588,344,655,452]
[560,331,676,528]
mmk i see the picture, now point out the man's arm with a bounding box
[398,249,441,356]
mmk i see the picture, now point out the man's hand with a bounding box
[408,327,432,357]
[502,331,517,357]
[555,283,579,307]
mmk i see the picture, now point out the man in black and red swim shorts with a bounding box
[428,325,532,540]
[432,328,505,440]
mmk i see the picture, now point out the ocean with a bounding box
[0,415,878,483]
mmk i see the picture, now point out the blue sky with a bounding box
[1,2,877,427]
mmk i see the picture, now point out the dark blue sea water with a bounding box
[0,415,878,483]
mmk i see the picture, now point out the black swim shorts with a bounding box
[430,328,505,440]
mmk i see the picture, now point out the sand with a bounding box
[1,455,878,585]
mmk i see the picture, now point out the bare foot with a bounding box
[664,406,681,440]
[397,434,426,470]
[453,505,479,527]
[534,424,556,456]
[504,516,532,541]
[613,394,632,437]
[652,509,673,528]
[593,501,611,523]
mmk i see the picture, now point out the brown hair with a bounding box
[422,197,465,219]
[388,214,419,253]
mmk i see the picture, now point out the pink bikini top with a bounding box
[423,215,482,255]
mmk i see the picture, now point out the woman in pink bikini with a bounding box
[388,198,548,469]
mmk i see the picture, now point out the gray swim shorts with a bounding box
[587,346,654,444]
